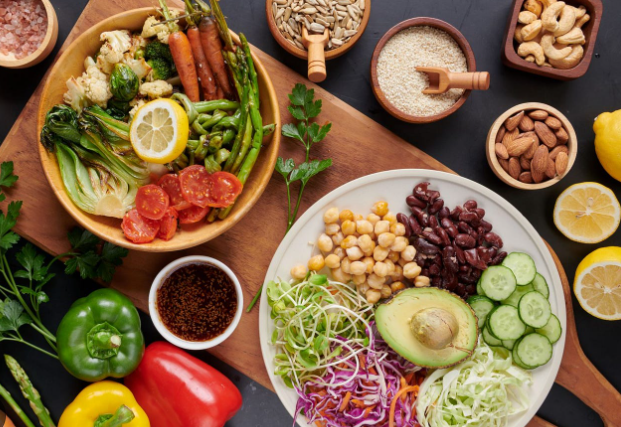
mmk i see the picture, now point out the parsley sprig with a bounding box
[0,161,128,358]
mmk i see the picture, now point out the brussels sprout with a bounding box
[106,99,131,120]
[110,63,139,102]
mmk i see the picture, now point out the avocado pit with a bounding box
[410,307,459,350]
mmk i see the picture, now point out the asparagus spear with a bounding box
[5,355,55,427]
[0,382,36,427]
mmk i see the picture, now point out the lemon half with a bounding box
[130,99,188,164]
[574,247,621,320]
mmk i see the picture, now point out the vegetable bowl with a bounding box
[37,7,281,252]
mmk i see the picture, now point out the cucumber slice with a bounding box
[531,273,549,298]
[467,295,496,328]
[483,325,502,347]
[502,252,537,286]
[480,266,517,301]
[511,339,530,369]
[503,339,516,350]
[535,314,562,344]
[476,279,484,296]
[515,333,553,368]
[488,305,527,340]
[518,291,552,328]
[502,284,534,307]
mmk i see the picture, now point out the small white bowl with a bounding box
[149,255,243,350]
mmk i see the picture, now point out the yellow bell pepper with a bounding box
[59,381,149,427]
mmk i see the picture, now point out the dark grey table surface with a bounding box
[1,0,620,426]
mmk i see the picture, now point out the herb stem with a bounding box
[287,182,306,234]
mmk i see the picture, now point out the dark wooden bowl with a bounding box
[370,17,477,124]
[265,0,371,61]
[502,0,603,81]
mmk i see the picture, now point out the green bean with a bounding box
[172,93,198,123]
[204,155,221,174]
[263,123,275,137]
[227,118,251,172]
[222,128,235,146]
[194,135,209,162]
[187,139,200,150]
[199,109,227,129]
[213,110,240,131]
[208,134,224,153]
[215,148,231,164]
[194,99,240,113]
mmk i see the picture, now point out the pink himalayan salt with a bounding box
[0,0,47,60]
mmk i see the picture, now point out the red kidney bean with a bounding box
[455,246,466,264]
[455,283,467,296]
[458,221,473,235]
[442,246,459,272]
[465,248,487,270]
[408,215,422,236]
[450,205,463,220]
[472,268,482,279]
[464,200,478,210]
[413,182,430,201]
[484,232,504,248]
[433,254,443,266]
[431,276,442,287]
[474,208,486,219]
[421,268,430,277]
[443,271,458,290]
[466,284,476,295]
[492,251,508,265]
[435,227,451,247]
[422,229,443,246]
[426,190,440,204]
[429,264,441,276]
[459,273,477,285]
[455,234,476,248]
[480,219,493,233]
[471,230,479,241]
[477,247,492,264]
[428,198,444,215]
[414,252,426,267]
[438,206,450,219]
[441,218,458,238]
[428,215,439,228]
[459,211,480,226]
[414,237,440,255]
[406,195,427,209]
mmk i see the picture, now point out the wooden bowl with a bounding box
[501,0,603,81]
[0,0,58,69]
[370,18,477,124]
[37,8,281,252]
[265,0,371,61]
[486,102,577,190]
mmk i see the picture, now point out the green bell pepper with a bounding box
[56,288,145,382]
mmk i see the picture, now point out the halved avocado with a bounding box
[376,287,479,368]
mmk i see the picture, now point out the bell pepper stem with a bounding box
[92,331,122,350]
[95,405,135,427]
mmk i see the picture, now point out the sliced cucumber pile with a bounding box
[472,252,562,370]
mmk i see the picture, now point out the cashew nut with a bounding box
[570,5,587,19]
[553,5,576,36]
[575,14,590,29]
[557,27,586,44]
[518,41,546,66]
[519,10,539,24]
[522,20,543,41]
[525,55,536,63]
[540,0,557,8]
[548,44,584,69]
[541,1,566,32]
[541,34,572,60]
[524,0,543,17]
[514,24,525,43]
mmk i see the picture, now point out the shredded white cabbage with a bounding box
[416,340,532,427]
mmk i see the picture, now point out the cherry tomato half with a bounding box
[121,209,160,244]
[158,207,179,241]
[178,205,210,225]
[179,165,213,208]
[136,185,170,220]
[158,174,192,211]
[207,171,243,208]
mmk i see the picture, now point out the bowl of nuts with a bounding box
[486,102,578,189]
[502,0,603,80]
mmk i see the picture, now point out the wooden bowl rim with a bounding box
[37,7,281,252]
[369,17,477,124]
[0,0,59,69]
[486,102,578,190]
[502,0,603,80]
[264,0,371,60]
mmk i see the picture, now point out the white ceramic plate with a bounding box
[259,170,566,427]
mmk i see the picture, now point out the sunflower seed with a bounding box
[300,7,318,13]
[294,40,305,49]
[343,29,357,37]
[283,7,292,20]
[274,0,287,4]
[315,17,329,26]
[272,2,278,16]
[331,38,344,46]
[275,8,286,20]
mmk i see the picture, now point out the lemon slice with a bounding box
[574,247,621,320]
[553,182,620,243]
[130,98,189,164]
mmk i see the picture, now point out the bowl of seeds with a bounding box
[370,17,480,124]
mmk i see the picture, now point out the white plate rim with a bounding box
[259,169,566,427]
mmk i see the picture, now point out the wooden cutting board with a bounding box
[0,0,619,425]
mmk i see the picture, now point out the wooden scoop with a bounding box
[302,27,329,83]
[416,67,490,94]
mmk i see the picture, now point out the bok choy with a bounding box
[40,104,149,218]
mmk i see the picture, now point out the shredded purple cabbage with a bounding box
[294,324,424,427]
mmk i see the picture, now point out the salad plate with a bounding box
[259,169,566,427]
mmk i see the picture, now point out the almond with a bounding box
[545,157,556,179]
[495,143,509,160]
[502,128,520,147]
[520,156,531,170]
[522,132,540,159]
[544,116,563,130]
[506,135,535,157]
[549,145,569,160]
[532,145,549,174]
[499,158,511,174]
[495,126,507,145]
[555,126,569,144]
[534,121,557,148]
[505,111,525,132]
[555,151,569,175]
[508,157,521,180]
[529,109,549,121]
[519,171,533,183]
[518,115,535,132]
[532,167,545,183]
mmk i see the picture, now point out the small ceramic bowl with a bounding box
[149,255,243,350]
[0,0,58,69]
[370,17,477,124]
[486,102,578,190]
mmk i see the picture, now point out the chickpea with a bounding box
[358,234,376,255]
[354,214,364,221]
[390,236,409,253]
[308,255,325,271]
[415,275,431,288]
[373,245,389,262]
[350,261,367,276]
[358,282,370,295]
[362,257,375,274]
[398,257,409,267]
[353,273,367,285]
[391,222,406,236]
[373,261,389,277]
[385,259,396,275]
[341,258,352,274]
[356,220,373,235]
[390,281,406,292]
[317,233,333,253]
[367,213,381,226]
[325,254,341,269]
[387,250,400,263]
[366,289,382,304]
[324,207,339,224]
[372,201,389,217]
[383,211,397,225]
[403,262,422,279]
[341,235,358,249]
[401,245,416,262]
[332,232,344,246]
[333,247,346,260]
[325,223,340,235]
[390,265,404,281]
[290,264,308,280]
[339,209,354,222]
[331,267,352,283]
[380,285,392,299]
[346,246,364,261]
[341,220,356,236]
[374,220,390,235]
[378,232,396,248]
[367,273,386,289]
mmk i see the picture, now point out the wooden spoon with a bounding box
[302,27,329,83]
[416,67,490,94]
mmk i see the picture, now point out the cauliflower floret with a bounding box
[82,57,113,107]
[130,34,148,56]
[63,77,89,113]
[141,11,181,44]
[97,30,132,74]
[129,99,146,119]
[121,53,152,80]
[139,80,173,99]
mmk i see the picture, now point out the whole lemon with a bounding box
[594,110,621,182]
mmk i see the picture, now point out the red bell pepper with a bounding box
[125,342,242,427]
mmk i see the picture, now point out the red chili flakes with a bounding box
[0,0,47,60]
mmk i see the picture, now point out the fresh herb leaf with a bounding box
[0,299,32,332]
[0,201,22,251]
[17,287,49,304]
[275,158,296,179]
[281,123,304,143]
[288,83,307,107]
[305,98,322,120]
[95,242,128,283]
[65,228,127,282]
[300,159,332,185]
[0,162,18,190]
[67,227,100,253]
[288,105,306,121]
[64,251,100,280]
[14,244,47,282]
[307,122,332,143]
